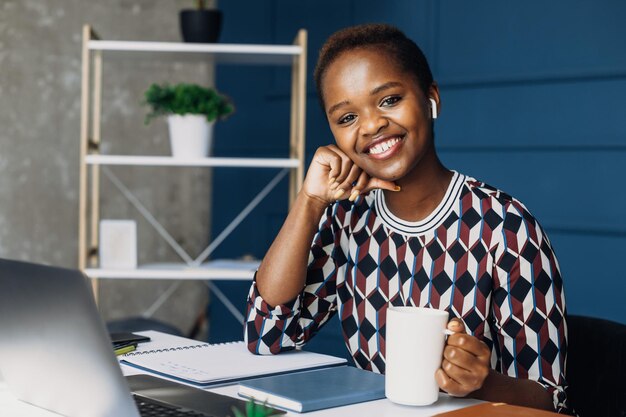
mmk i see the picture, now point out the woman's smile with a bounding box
[363,134,405,159]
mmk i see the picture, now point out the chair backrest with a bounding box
[566,315,626,417]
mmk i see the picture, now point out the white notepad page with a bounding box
[121,341,347,386]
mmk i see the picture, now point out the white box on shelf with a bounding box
[99,220,137,269]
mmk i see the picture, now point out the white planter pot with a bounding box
[167,114,214,158]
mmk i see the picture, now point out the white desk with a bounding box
[0,331,482,417]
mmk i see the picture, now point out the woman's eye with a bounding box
[338,114,356,124]
[381,96,401,107]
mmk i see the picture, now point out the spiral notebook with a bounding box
[120,341,347,387]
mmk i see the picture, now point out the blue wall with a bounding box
[208,0,626,344]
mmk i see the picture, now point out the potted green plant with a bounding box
[231,399,280,417]
[144,83,234,158]
[180,0,222,43]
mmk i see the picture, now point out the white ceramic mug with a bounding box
[385,306,451,406]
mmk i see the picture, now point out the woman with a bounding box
[244,23,570,413]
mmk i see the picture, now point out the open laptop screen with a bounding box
[0,258,140,417]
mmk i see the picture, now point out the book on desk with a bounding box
[432,402,562,416]
[238,366,386,413]
[119,339,347,387]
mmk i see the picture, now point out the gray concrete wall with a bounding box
[0,0,220,338]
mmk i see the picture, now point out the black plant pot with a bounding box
[179,9,222,43]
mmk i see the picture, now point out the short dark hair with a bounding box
[314,23,434,110]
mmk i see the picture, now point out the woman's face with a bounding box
[321,47,437,182]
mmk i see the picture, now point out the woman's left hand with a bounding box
[435,319,491,397]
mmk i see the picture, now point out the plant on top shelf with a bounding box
[143,83,234,158]
[179,0,223,43]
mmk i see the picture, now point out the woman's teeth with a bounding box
[368,137,401,155]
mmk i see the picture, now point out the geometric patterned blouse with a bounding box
[245,171,570,413]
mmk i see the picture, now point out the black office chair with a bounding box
[566,315,626,417]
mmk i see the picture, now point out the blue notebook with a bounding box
[238,366,386,413]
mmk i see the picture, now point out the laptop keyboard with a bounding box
[134,395,215,417]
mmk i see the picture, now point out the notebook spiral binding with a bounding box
[123,341,240,357]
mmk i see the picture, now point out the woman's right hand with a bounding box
[301,145,400,205]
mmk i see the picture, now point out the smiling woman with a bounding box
[320,47,445,206]
[244,24,572,415]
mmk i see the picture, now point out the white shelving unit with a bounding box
[78,25,307,299]
[84,155,300,168]
[85,259,262,280]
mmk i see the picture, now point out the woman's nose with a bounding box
[360,111,389,136]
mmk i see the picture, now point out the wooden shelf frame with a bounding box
[78,25,307,299]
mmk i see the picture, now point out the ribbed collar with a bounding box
[374,171,465,236]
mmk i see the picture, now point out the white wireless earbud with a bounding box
[429,98,438,119]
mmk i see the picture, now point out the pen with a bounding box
[114,342,137,356]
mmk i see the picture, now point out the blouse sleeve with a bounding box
[244,202,345,355]
[491,199,571,413]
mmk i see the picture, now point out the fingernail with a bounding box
[329,181,339,190]
[348,190,360,202]
[449,320,461,329]
[328,177,336,185]
[333,189,345,200]
[394,186,401,192]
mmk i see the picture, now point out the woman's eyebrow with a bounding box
[370,81,403,96]
[326,81,403,115]
[327,100,350,115]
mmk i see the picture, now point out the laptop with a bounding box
[0,258,283,417]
